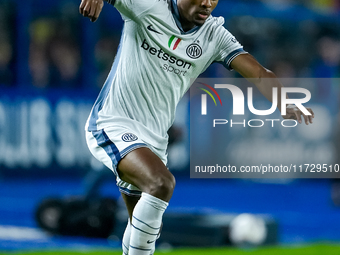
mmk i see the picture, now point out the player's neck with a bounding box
[177,9,196,32]
[173,0,200,33]
[180,20,196,32]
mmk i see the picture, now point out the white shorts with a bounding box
[85,126,168,196]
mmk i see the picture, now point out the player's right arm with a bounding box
[80,0,158,22]
[79,0,104,22]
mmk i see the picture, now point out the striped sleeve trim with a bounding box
[222,48,247,71]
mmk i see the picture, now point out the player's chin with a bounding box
[193,18,207,26]
[193,13,209,25]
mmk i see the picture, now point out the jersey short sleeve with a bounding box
[213,23,246,70]
[112,0,159,21]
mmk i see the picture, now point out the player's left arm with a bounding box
[230,53,314,125]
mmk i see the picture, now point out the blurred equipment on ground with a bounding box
[35,196,117,238]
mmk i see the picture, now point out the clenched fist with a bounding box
[79,0,104,22]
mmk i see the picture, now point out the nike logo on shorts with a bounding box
[147,239,156,244]
[147,25,162,35]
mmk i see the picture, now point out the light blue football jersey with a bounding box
[86,0,246,150]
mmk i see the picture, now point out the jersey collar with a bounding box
[171,0,200,34]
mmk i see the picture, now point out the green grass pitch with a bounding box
[2,244,340,255]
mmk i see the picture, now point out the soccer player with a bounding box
[79,0,314,254]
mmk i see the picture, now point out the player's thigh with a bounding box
[117,147,175,201]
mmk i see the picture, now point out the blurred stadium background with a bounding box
[1,0,340,253]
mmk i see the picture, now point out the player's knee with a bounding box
[148,172,176,201]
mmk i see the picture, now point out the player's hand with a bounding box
[79,0,104,22]
[282,105,315,125]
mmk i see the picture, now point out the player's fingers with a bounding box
[92,1,103,22]
[88,1,98,20]
[307,108,314,124]
[82,1,92,17]
[307,108,314,123]
[79,0,87,14]
[302,113,309,125]
[294,110,302,124]
[308,115,313,124]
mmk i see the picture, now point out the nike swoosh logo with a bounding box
[147,240,155,244]
[147,25,162,35]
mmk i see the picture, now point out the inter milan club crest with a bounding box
[186,43,202,59]
[122,133,138,142]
